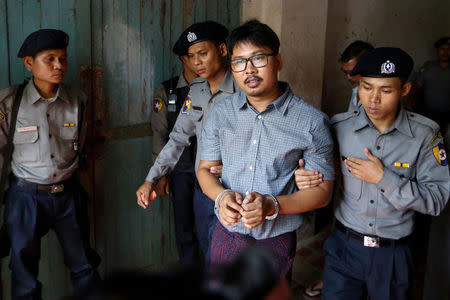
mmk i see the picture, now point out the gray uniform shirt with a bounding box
[201,83,335,239]
[151,73,194,172]
[416,60,450,113]
[332,107,449,239]
[0,80,87,184]
[146,69,238,183]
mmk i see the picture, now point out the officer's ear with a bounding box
[23,56,34,72]
[400,81,412,97]
[217,42,227,58]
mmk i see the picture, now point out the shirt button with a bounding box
[370,200,374,204]
[47,114,50,118]
[257,115,262,120]
[369,223,373,227]
[50,154,54,159]
[253,140,257,144]
[376,146,380,150]
[249,166,253,170]
[49,134,52,138]
[381,189,385,193]
[53,174,56,177]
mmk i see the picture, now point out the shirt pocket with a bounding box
[340,160,362,200]
[13,129,40,163]
[58,125,78,163]
[390,164,416,180]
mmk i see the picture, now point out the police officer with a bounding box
[0,29,99,299]
[408,37,450,146]
[150,34,199,264]
[136,21,238,262]
[322,47,449,300]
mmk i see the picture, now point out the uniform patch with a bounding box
[0,112,5,121]
[153,97,163,113]
[181,92,192,114]
[427,132,443,149]
[64,123,76,127]
[432,143,447,166]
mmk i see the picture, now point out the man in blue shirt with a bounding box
[197,20,335,278]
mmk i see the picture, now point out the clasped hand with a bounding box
[217,191,274,229]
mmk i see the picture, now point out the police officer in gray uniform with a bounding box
[0,29,99,299]
[322,47,449,300]
[136,21,238,262]
[150,36,199,264]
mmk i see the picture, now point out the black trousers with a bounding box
[3,179,99,300]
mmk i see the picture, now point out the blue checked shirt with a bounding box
[201,83,335,239]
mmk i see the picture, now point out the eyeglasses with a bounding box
[230,53,276,72]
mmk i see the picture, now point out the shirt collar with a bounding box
[218,69,237,94]
[354,106,413,137]
[237,81,292,115]
[176,72,189,89]
[24,79,68,104]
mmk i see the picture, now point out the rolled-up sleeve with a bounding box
[303,116,335,181]
[200,103,221,162]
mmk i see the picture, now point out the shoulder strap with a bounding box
[0,80,27,204]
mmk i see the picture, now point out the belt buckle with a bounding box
[50,184,64,194]
[363,236,380,248]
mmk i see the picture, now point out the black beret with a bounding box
[18,29,69,58]
[434,36,450,48]
[173,21,228,56]
[350,47,413,79]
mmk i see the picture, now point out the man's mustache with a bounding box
[244,75,262,84]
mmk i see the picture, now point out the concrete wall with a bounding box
[241,0,328,108]
[323,0,450,115]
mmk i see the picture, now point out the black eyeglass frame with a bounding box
[230,53,277,72]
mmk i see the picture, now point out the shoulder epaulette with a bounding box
[406,111,440,132]
[331,111,356,125]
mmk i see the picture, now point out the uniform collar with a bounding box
[176,72,189,89]
[218,69,237,94]
[237,81,292,115]
[24,79,68,104]
[354,106,413,137]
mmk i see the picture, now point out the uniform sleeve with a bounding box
[378,133,450,216]
[0,88,15,192]
[145,100,196,183]
[303,115,335,181]
[151,84,169,163]
[200,104,221,161]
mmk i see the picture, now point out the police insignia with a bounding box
[153,97,163,113]
[428,132,443,148]
[187,32,197,43]
[381,60,395,74]
[0,112,5,121]
[432,143,447,166]
[181,93,192,114]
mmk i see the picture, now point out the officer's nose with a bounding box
[369,90,381,103]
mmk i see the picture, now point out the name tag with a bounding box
[17,126,37,132]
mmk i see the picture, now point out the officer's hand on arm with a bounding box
[154,175,170,196]
[240,192,275,229]
[345,147,384,184]
[217,191,243,226]
[294,159,323,190]
[136,181,157,209]
[209,164,223,177]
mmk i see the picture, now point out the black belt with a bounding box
[11,176,72,194]
[335,221,410,248]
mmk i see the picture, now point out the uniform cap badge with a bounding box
[381,60,395,74]
[187,32,197,43]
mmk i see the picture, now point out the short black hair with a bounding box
[339,40,374,63]
[227,19,280,59]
